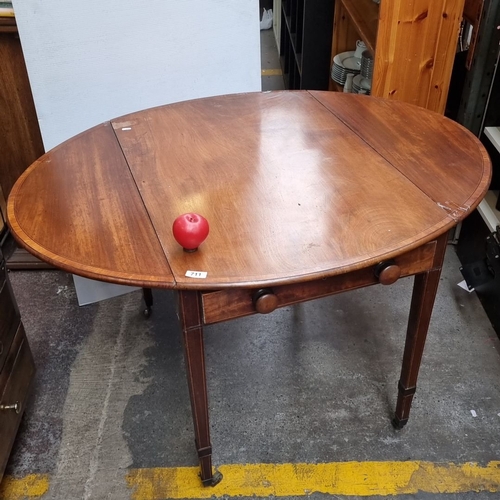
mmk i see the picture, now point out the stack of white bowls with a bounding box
[331,40,366,86]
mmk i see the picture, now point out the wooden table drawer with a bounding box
[0,267,21,373]
[202,241,438,325]
[0,324,35,476]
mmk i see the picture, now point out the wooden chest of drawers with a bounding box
[0,17,44,235]
[0,253,35,480]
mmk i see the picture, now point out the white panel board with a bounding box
[72,276,140,307]
[12,0,261,304]
[12,0,261,151]
[485,127,500,155]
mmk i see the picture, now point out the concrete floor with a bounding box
[260,27,285,91]
[2,28,500,500]
[3,246,500,500]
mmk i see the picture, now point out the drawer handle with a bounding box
[0,341,2,355]
[253,289,278,314]
[374,260,401,285]
[0,402,20,414]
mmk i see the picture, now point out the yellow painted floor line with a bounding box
[3,461,500,499]
[262,68,282,76]
[0,474,49,499]
[126,461,500,499]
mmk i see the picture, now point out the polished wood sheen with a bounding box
[9,92,490,289]
[253,289,279,314]
[6,91,492,485]
[375,261,401,285]
[8,124,173,287]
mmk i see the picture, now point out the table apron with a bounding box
[201,240,439,326]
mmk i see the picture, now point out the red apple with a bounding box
[172,213,209,252]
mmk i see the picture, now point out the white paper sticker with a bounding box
[185,270,207,279]
[458,280,474,292]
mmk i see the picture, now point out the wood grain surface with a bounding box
[8,91,491,289]
[7,124,173,287]
[312,92,491,210]
[340,0,379,54]
[372,0,464,113]
[0,28,44,231]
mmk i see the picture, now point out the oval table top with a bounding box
[7,91,491,290]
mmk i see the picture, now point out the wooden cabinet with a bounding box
[330,0,465,114]
[0,16,49,269]
[0,17,44,233]
[0,248,35,481]
[279,0,335,90]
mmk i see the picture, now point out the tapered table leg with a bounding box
[142,288,153,317]
[178,290,222,486]
[393,235,448,429]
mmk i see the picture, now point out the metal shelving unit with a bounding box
[279,0,334,90]
[478,127,500,231]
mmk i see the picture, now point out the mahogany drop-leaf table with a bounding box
[7,91,491,485]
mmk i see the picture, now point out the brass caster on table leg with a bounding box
[201,470,223,487]
[142,288,153,318]
[392,416,408,430]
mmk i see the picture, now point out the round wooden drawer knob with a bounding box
[253,289,278,314]
[375,261,401,285]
